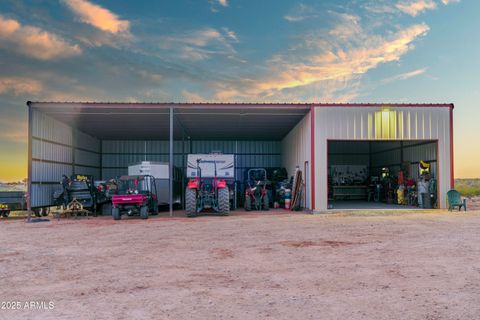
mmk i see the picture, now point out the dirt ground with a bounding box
[1,209,480,320]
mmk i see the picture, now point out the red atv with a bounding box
[185,159,230,217]
[111,175,158,220]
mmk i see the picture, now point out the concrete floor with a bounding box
[328,200,419,210]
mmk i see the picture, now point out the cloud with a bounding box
[0,77,43,96]
[182,90,208,102]
[218,0,228,7]
[212,19,430,100]
[396,0,437,16]
[0,16,81,60]
[222,27,239,42]
[382,68,427,84]
[284,4,318,22]
[441,0,460,4]
[161,27,237,61]
[62,0,129,33]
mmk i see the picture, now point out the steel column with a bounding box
[169,107,174,216]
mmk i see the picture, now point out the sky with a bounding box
[0,0,478,181]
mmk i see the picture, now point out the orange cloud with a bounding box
[0,77,43,95]
[396,0,437,16]
[63,0,129,33]
[215,23,429,100]
[382,68,427,84]
[0,16,81,60]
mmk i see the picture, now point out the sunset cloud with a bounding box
[0,77,43,96]
[62,0,129,33]
[382,68,427,84]
[441,0,460,4]
[161,27,236,61]
[218,0,228,7]
[214,23,430,99]
[396,0,437,16]
[0,16,81,60]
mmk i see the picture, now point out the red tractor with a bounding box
[111,175,159,220]
[244,168,269,211]
[185,159,230,217]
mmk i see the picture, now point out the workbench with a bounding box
[332,185,368,200]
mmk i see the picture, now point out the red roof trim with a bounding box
[27,101,454,108]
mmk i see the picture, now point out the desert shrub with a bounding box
[455,183,480,198]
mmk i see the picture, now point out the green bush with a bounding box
[455,184,480,198]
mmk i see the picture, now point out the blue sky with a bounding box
[0,0,478,180]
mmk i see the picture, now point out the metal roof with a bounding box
[27,101,453,141]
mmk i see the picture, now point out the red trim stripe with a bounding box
[450,106,454,189]
[310,106,315,211]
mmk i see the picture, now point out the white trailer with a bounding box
[186,154,235,179]
[128,161,182,206]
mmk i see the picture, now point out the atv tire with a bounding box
[263,194,270,211]
[218,187,230,216]
[112,207,121,220]
[140,206,148,219]
[185,188,197,217]
[2,211,9,218]
[245,195,252,211]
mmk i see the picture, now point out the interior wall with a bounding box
[328,140,438,181]
[281,112,311,209]
[29,109,101,208]
[101,140,281,181]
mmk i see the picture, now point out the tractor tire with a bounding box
[185,188,197,217]
[112,207,121,220]
[245,195,252,211]
[263,194,270,211]
[140,206,148,219]
[2,211,9,218]
[218,187,230,216]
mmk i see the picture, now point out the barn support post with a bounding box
[169,107,174,217]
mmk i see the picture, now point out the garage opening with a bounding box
[28,103,312,214]
[327,140,438,210]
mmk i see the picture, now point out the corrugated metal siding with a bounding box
[32,161,72,182]
[74,166,100,179]
[329,155,369,166]
[32,109,72,145]
[371,149,401,167]
[101,140,281,180]
[31,184,62,208]
[102,168,128,179]
[281,112,311,209]
[75,129,101,152]
[32,140,72,163]
[315,107,451,210]
[75,149,100,167]
[30,110,101,207]
[404,142,438,180]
